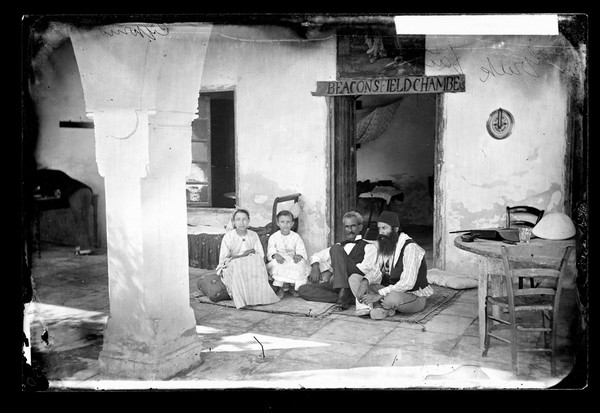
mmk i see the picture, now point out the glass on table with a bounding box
[518,227,532,243]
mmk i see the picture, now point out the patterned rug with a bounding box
[192,293,337,319]
[190,284,463,324]
[332,284,465,325]
[189,267,338,319]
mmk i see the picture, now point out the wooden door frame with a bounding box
[326,95,357,245]
[433,93,445,269]
[327,93,445,268]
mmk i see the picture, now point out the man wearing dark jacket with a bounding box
[297,211,378,309]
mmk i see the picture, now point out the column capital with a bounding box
[92,108,149,178]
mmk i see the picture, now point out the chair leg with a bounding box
[508,309,518,374]
[518,277,524,289]
[541,310,549,348]
[550,311,557,376]
[482,301,491,357]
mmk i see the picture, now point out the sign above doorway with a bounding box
[312,75,465,96]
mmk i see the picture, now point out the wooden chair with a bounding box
[269,193,302,235]
[482,244,573,376]
[245,192,302,261]
[33,193,100,258]
[505,205,545,228]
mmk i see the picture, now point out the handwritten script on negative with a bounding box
[425,44,543,83]
[99,24,169,41]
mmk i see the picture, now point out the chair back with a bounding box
[500,244,573,309]
[270,193,302,235]
[506,206,545,228]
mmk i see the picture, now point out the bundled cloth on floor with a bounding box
[197,271,230,302]
[426,269,478,290]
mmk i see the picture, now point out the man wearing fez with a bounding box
[351,210,433,320]
[298,211,378,310]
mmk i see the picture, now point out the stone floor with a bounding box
[22,240,587,391]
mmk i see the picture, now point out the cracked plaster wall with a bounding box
[425,34,577,275]
[198,25,337,255]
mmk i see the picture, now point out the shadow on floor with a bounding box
[22,242,587,390]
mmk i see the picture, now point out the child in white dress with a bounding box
[217,209,280,308]
[267,210,311,298]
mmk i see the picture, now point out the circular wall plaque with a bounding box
[486,108,514,140]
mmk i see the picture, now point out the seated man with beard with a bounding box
[349,211,434,320]
[297,211,378,310]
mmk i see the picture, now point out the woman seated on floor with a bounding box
[215,208,281,309]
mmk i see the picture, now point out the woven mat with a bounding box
[191,284,463,324]
[189,267,337,319]
[331,284,464,324]
[189,268,463,324]
[192,293,337,319]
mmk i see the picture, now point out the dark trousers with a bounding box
[330,244,363,289]
[297,282,338,303]
[297,244,364,303]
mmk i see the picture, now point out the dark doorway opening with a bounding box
[187,90,236,209]
[208,92,236,208]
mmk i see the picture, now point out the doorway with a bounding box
[329,93,439,269]
[356,93,435,267]
[186,90,236,209]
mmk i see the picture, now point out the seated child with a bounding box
[266,210,311,298]
[216,208,280,309]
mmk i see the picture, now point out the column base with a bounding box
[98,331,203,380]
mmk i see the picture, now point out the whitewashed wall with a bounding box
[425,35,576,275]
[30,24,337,256]
[198,25,337,255]
[31,37,107,247]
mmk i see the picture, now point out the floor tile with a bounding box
[251,313,334,337]
[309,318,395,346]
[192,304,274,330]
[437,300,478,317]
[175,350,271,381]
[421,313,476,335]
[354,346,422,368]
[280,341,372,369]
[248,356,327,378]
[377,326,463,356]
[452,288,479,303]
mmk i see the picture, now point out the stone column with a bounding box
[70,22,212,379]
